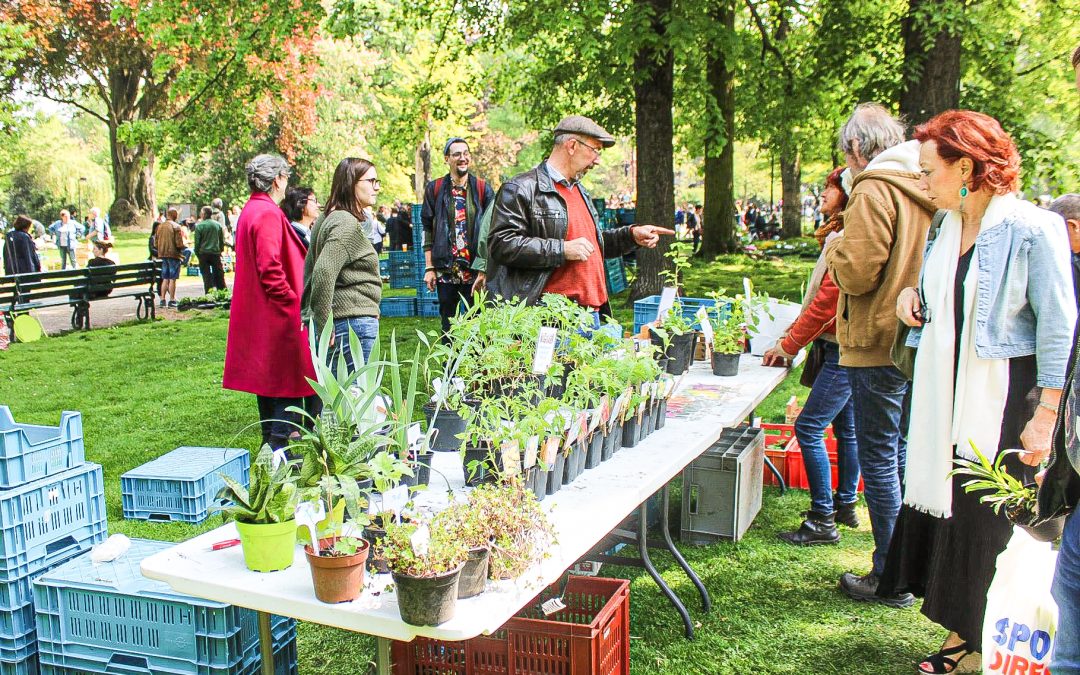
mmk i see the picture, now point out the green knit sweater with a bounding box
[301,210,382,330]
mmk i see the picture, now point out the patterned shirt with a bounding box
[439,184,474,284]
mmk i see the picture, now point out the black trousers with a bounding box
[255,394,321,449]
[437,281,474,333]
[198,252,227,292]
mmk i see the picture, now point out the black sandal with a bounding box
[917,642,973,674]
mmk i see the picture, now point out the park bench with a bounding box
[0,261,160,334]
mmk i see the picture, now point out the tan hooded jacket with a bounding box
[826,140,936,367]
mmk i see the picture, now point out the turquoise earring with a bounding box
[959,183,968,214]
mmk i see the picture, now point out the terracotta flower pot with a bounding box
[305,537,370,603]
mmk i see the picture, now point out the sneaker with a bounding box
[158,299,166,308]
[778,511,840,546]
[839,571,915,608]
[167,300,178,308]
[834,500,861,529]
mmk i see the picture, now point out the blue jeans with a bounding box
[794,342,860,514]
[331,316,379,373]
[1053,509,1080,674]
[59,245,77,269]
[846,365,910,576]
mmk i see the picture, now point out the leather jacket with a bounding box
[421,173,495,270]
[1037,315,1080,522]
[486,162,637,305]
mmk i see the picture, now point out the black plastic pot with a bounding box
[601,427,617,461]
[585,432,603,469]
[362,524,389,574]
[545,452,565,495]
[462,446,495,487]
[612,421,625,454]
[712,351,741,376]
[640,410,653,441]
[412,452,432,487]
[622,418,640,448]
[527,465,547,501]
[562,446,578,485]
[1008,505,1065,543]
[650,329,696,375]
[424,404,468,452]
[457,548,490,599]
[392,565,463,626]
[657,399,668,429]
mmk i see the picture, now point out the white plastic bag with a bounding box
[982,527,1059,674]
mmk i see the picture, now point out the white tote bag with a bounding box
[982,527,1059,674]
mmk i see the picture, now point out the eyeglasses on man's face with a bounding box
[574,138,603,156]
[448,150,470,159]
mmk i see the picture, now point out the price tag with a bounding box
[697,306,713,347]
[656,286,677,321]
[532,326,559,374]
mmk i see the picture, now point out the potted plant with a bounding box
[466,480,554,580]
[361,450,415,574]
[649,305,697,375]
[213,445,300,572]
[432,502,492,599]
[304,534,370,603]
[379,521,468,626]
[706,291,749,376]
[949,441,1064,542]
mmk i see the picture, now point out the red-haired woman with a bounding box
[887,111,1076,673]
[764,167,862,546]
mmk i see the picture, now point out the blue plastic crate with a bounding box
[34,540,295,675]
[379,258,390,278]
[0,463,107,583]
[416,290,440,318]
[411,203,422,225]
[632,295,720,333]
[121,447,250,523]
[0,653,37,675]
[186,265,200,277]
[0,407,85,490]
[379,296,416,318]
[605,257,627,295]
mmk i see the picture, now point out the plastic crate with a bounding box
[380,297,416,318]
[417,290,440,318]
[34,540,295,675]
[604,258,627,295]
[121,447,250,523]
[0,406,85,490]
[0,463,107,583]
[388,252,419,290]
[0,653,37,675]
[391,576,629,675]
[632,295,720,333]
[757,423,863,492]
[411,203,422,226]
[680,425,764,543]
[379,258,390,278]
[186,265,200,277]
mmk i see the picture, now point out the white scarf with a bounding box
[905,194,1016,518]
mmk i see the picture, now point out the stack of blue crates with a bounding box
[0,406,108,674]
[387,251,417,290]
[632,295,722,333]
[33,539,297,675]
[605,257,627,295]
[120,447,250,523]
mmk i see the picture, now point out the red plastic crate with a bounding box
[391,576,630,675]
[759,424,794,488]
[759,424,863,492]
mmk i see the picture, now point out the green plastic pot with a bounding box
[236,519,298,572]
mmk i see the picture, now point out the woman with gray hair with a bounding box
[223,154,318,450]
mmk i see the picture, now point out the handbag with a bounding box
[799,341,826,388]
[891,209,947,380]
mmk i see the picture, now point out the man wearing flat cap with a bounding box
[487,115,673,319]
[422,137,496,332]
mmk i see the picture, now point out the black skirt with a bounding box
[877,355,1038,649]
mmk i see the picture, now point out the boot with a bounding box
[778,510,840,546]
[839,571,915,608]
[834,500,860,528]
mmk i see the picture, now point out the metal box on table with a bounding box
[680,425,764,543]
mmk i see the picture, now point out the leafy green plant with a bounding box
[466,479,554,579]
[214,445,299,524]
[433,501,493,551]
[315,535,367,558]
[707,291,749,355]
[949,441,1037,517]
[377,521,468,577]
[660,241,692,291]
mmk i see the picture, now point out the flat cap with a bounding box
[553,115,616,148]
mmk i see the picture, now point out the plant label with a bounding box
[599,395,611,424]
[542,436,560,465]
[407,423,423,451]
[410,524,431,557]
[525,435,539,469]
[270,448,288,470]
[657,286,677,321]
[697,306,714,347]
[532,326,558,374]
[501,440,521,476]
[380,485,410,517]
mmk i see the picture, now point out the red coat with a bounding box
[779,271,839,355]
[223,192,315,398]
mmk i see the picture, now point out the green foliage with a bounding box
[707,291,750,355]
[948,441,1037,517]
[320,536,367,558]
[377,521,467,578]
[214,445,299,524]
[465,480,553,579]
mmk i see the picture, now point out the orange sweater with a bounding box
[543,183,607,308]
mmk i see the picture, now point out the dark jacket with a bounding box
[486,162,637,305]
[2,230,40,276]
[421,173,495,270]
[1037,315,1080,522]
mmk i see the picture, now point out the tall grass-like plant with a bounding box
[948,441,1036,516]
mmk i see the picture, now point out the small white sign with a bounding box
[532,326,559,374]
[410,523,431,557]
[524,435,539,468]
[656,286,677,320]
[697,306,713,347]
[379,485,410,516]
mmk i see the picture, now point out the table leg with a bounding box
[374,636,393,675]
[257,611,274,675]
[658,485,711,612]
[637,498,696,640]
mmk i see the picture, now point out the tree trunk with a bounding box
[627,0,675,302]
[700,0,738,258]
[107,125,156,229]
[899,0,962,126]
[414,133,432,202]
[780,149,801,238]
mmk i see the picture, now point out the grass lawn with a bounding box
[0,254,943,673]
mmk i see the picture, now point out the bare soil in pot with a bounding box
[305,537,370,603]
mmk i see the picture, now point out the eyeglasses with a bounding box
[306,196,319,204]
[448,151,470,159]
[574,138,603,156]
[359,178,381,189]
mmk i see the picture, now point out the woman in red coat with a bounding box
[223,154,318,449]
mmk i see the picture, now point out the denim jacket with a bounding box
[906,198,1077,389]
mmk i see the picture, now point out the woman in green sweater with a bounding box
[301,157,383,370]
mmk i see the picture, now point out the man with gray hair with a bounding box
[1049,194,1080,306]
[210,197,227,230]
[826,102,935,607]
[487,115,672,321]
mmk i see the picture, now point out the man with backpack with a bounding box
[421,137,496,331]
